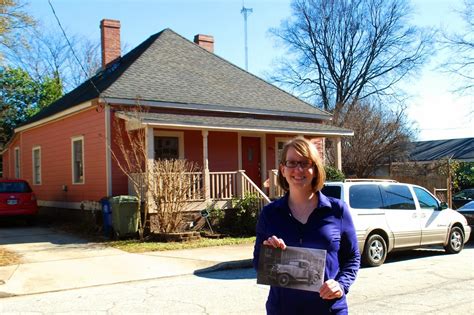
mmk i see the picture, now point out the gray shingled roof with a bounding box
[409,138,474,162]
[102,29,330,118]
[22,28,332,128]
[117,111,353,136]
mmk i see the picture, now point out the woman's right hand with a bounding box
[263,235,287,250]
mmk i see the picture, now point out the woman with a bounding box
[253,137,360,315]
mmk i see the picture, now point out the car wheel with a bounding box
[362,234,387,267]
[277,274,290,287]
[444,227,464,254]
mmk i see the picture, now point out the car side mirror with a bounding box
[438,202,448,210]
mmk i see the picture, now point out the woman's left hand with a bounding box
[319,279,343,300]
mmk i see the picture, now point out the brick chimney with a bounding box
[100,19,121,69]
[193,34,214,53]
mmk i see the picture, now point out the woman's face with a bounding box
[280,146,316,193]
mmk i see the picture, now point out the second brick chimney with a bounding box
[193,34,214,53]
[100,19,121,69]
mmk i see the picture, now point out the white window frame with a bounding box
[32,146,42,185]
[153,130,184,159]
[71,136,85,184]
[14,147,21,178]
[274,137,292,168]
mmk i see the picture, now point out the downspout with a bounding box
[105,104,112,196]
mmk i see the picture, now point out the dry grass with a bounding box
[0,248,21,266]
[109,236,256,253]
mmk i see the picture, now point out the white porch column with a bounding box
[335,137,342,171]
[202,130,210,200]
[145,126,156,212]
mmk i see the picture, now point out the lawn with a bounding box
[0,248,21,266]
[109,236,256,253]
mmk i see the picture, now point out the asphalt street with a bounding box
[1,243,473,314]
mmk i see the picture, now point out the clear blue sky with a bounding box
[27,0,473,141]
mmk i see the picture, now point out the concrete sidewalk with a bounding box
[0,227,253,297]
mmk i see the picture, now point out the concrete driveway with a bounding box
[0,226,253,297]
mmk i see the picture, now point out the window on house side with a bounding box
[33,147,41,185]
[14,147,20,178]
[72,138,84,184]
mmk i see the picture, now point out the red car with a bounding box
[0,179,38,221]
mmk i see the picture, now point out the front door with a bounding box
[241,137,261,186]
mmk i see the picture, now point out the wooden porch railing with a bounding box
[129,170,271,211]
[268,169,285,199]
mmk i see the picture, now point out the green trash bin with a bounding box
[110,195,139,237]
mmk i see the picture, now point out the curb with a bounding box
[193,259,253,274]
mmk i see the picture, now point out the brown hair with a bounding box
[277,136,326,192]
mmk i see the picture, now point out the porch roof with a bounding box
[116,111,353,137]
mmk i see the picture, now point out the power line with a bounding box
[47,0,105,110]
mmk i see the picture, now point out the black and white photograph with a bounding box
[257,246,326,292]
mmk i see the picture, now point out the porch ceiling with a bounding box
[116,111,353,136]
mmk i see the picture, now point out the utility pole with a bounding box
[241,4,253,71]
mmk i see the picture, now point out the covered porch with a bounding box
[117,111,351,211]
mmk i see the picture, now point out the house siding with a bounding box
[184,130,203,166]
[3,108,107,204]
[208,131,238,171]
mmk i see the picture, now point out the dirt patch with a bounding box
[0,248,21,266]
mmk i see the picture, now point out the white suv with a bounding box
[322,180,471,267]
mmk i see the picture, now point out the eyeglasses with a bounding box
[283,160,313,169]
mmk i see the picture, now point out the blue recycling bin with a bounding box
[100,198,112,237]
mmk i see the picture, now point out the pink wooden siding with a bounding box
[183,130,203,167]
[3,108,107,203]
[208,131,238,171]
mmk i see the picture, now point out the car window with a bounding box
[380,185,416,210]
[413,187,439,209]
[454,189,474,199]
[349,185,383,209]
[321,185,341,199]
[0,181,32,193]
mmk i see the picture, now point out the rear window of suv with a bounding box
[0,181,32,193]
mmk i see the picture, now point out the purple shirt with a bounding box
[253,191,360,315]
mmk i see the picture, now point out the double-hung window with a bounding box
[72,136,84,184]
[14,147,20,178]
[32,147,41,185]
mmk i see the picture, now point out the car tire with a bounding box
[444,227,464,254]
[277,274,290,287]
[362,234,387,267]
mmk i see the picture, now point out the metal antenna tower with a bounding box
[241,4,253,71]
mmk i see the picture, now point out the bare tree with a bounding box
[109,106,148,241]
[4,27,100,92]
[150,159,200,234]
[270,0,434,121]
[110,105,201,239]
[0,0,36,61]
[337,101,414,177]
[441,0,474,94]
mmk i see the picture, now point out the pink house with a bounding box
[1,19,352,215]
